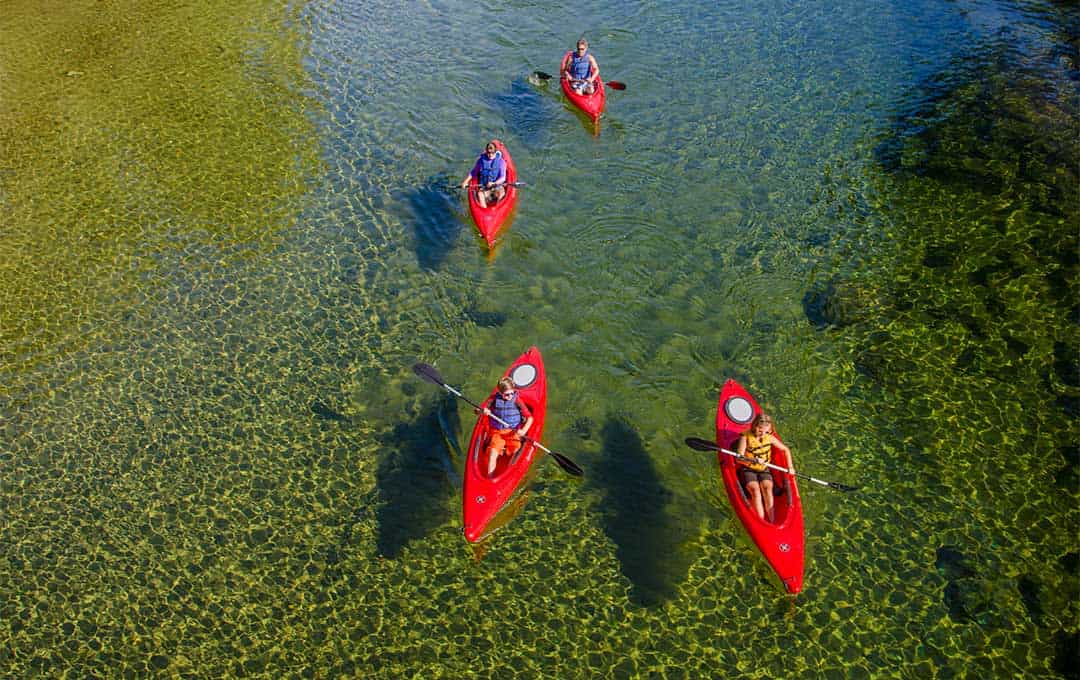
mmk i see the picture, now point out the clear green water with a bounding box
[2,0,1077,677]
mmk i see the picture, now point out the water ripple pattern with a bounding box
[1,0,1076,677]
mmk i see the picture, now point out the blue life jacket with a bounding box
[489,392,523,429]
[569,50,592,80]
[477,151,503,185]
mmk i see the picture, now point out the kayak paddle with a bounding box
[684,437,858,492]
[413,362,584,477]
[453,181,528,190]
[531,70,626,90]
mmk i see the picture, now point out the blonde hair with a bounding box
[497,377,515,393]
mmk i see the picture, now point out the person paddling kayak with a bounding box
[478,377,534,477]
[460,140,507,208]
[735,413,794,523]
[560,37,600,94]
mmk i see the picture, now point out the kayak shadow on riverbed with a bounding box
[371,395,459,559]
[405,174,466,271]
[323,395,460,581]
[592,416,691,607]
[491,77,559,150]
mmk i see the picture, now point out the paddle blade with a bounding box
[412,362,446,386]
[829,481,860,492]
[532,70,554,81]
[685,436,720,452]
[606,80,626,90]
[550,451,584,477]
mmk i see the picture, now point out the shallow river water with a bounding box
[1,0,1077,677]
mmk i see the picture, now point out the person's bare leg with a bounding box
[747,481,764,520]
[762,479,775,523]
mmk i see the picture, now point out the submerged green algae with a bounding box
[805,20,1079,675]
[0,1,327,676]
[0,0,322,374]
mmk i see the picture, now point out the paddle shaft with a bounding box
[717,445,849,491]
[532,70,625,90]
[458,181,526,189]
[718,446,793,476]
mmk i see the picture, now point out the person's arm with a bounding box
[770,435,793,472]
[588,55,600,83]
[736,433,748,456]
[515,400,533,437]
[493,158,507,186]
[560,53,572,79]
[461,159,478,188]
[475,395,494,416]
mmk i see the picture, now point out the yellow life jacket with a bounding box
[740,432,772,471]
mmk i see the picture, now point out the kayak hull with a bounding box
[463,347,547,543]
[467,139,519,248]
[715,379,805,594]
[560,77,606,123]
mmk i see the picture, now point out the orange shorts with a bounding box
[487,429,522,457]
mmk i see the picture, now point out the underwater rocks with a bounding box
[464,307,509,328]
[802,279,881,330]
[569,416,595,440]
[935,545,988,624]
[310,400,350,422]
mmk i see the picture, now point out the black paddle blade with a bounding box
[412,362,445,386]
[606,80,626,90]
[550,451,584,477]
[532,70,554,80]
[685,436,720,452]
[829,481,860,492]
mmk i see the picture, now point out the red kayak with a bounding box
[560,75,606,124]
[463,347,547,543]
[715,379,805,593]
[466,139,519,248]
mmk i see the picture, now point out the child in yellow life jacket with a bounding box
[735,413,792,523]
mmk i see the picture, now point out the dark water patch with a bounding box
[802,278,879,330]
[935,546,976,580]
[593,416,685,607]
[1054,631,1080,680]
[921,246,954,269]
[569,416,594,440]
[1057,394,1080,418]
[405,175,464,271]
[311,400,349,422]
[1054,446,1079,490]
[934,545,1012,628]
[459,289,511,329]
[1062,552,1080,575]
[1016,574,1044,624]
[491,77,558,149]
[463,308,509,329]
[373,404,455,559]
[943,581,973,623]
[1053,341,1080,388]
[878,44,1079,216]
